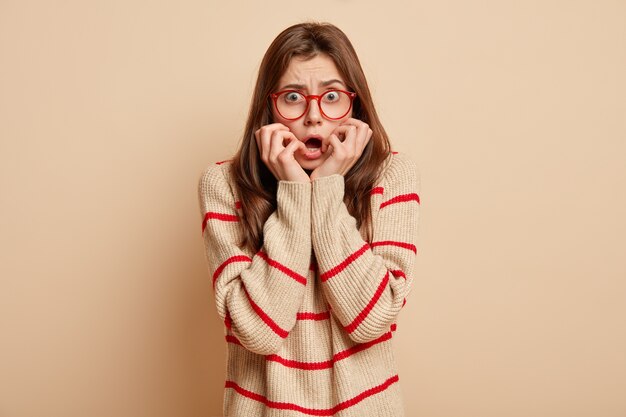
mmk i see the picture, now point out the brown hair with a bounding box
[231,21,392,253]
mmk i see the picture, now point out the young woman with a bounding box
[198,21,421,417]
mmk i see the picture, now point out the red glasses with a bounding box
[269,89,357,120]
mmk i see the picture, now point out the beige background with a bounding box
[1,0,625,416]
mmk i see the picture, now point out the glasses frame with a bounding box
[269,89,357,121]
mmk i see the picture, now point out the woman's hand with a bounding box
[310,118,373,181]
[254,123,310,183]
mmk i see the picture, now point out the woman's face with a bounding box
[270,53,353,171]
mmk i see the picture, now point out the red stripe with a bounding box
[224,311,232,329]
[370,187,384,195]
[265,331,392,370]
[402,298,407,308]
[332,331,392,362]
[320,242,370,282]
[345,271,390,334]
[225,374,399,415]
[212,255,252,288]
[265,355,332,370]
[234,200,242,209]
[215,159,231,165]
[257,251,307,285]
[371,240,417,254]
[296,311,330,321]
[225,334,241,346]
[226,327,398,369]
[380,193,420,209]
[243,287,289,338]
[202,211,239,234]
[392,151,398,154]
[389,269,407,280]
[205,212,239,222]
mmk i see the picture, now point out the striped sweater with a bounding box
[197,151,421,417]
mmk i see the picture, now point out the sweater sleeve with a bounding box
[197,163,311,355]
[311,154,420,343]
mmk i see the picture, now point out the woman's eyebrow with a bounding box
[279,79,346,90]
[319,79,346,87]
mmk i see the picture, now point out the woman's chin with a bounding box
[296,157,323,171]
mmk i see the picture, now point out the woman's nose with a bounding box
[303,98,322,125]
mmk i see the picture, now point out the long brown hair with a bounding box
[231,21,392,253]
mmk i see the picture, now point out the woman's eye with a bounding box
[323,91,339,102]
[285,92,302,102]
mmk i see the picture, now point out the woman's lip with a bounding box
[303,148,322,160]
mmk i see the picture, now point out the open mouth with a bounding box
[304,137,322,151]
[301,137,323,160]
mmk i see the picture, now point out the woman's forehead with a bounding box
[278,54,345,88]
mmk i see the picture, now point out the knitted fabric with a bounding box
[197,151,421,417]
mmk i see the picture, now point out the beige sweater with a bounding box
[197,151,420,417]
